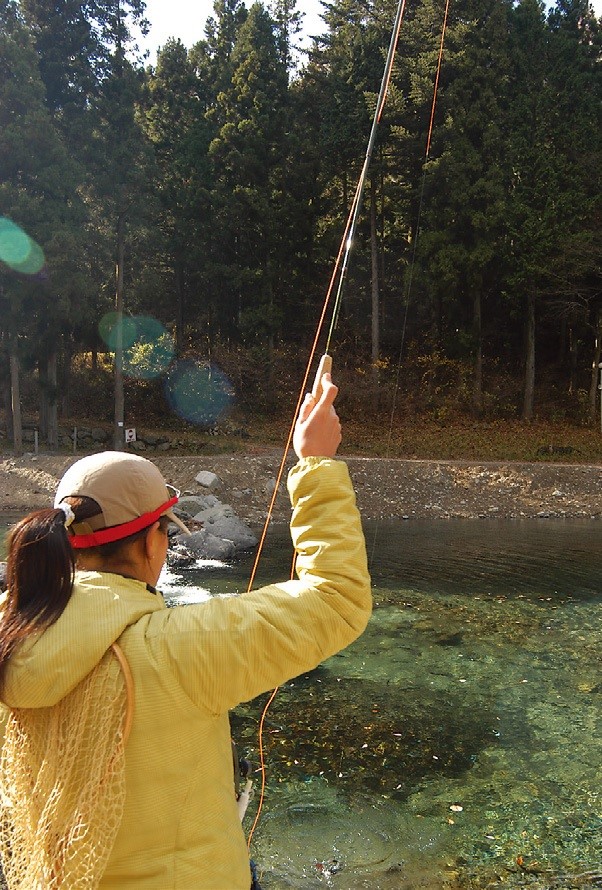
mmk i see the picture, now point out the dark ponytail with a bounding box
[0,508,75,693]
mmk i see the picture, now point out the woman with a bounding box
[0,373,371,889]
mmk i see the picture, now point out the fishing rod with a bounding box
[253,0,453,846]
[313,0,407,399]
[247,0,407,590]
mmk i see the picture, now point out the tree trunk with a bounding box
[559,317,567,365]
[568,326,578,396]
[472,289,483,415]
[175,260,184,353]
[265,275,275,409]
[10,347,22,457]
[47,351,59,450]
[2,377,13,442]
[113,213,125,450]
[61,337,73,417]
[370,177,380,399]
[522,292,536,422]
[379,156,386,334]
[588,306,602,422]
[38,356,49,439]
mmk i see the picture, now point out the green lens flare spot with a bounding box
[99,312,139,351]
[0,217,45,275]
[99,315,174,379]
[165,361,234,428]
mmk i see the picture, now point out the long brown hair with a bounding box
[0,508,75,693]
[0,497,170,694]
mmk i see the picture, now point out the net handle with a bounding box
[110,642,134,744]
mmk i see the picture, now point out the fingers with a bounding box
[315,373,338,411]
[298,392,315,423]
[293,372,341,459]
[297,374,337,426]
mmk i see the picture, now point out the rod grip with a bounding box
[311,354,333,400]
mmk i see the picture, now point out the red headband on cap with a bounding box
[68,496,178,549]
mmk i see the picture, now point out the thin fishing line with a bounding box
[368,0,452,564]
[426,0,451,158]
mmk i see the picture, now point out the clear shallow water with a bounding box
[163,519,602,889]
[2,516,601,888]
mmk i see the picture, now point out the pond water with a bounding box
[1,515,601,889]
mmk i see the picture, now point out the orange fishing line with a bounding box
[426,0,451,157]
[247,685,279,850]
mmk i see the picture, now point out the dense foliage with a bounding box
[1,0,601,452]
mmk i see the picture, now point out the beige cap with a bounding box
[55,451,190,548]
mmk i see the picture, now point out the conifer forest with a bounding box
[0,0,601,452]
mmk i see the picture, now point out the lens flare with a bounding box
[123,317,174,379]
[0,217,46,275]
[99,314,174,379]
[99,312,138,351]
[165,360,234,428]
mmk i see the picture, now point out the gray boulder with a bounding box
[176,529,235,561]
[175,479,258,555]
[192,502,236,524]
[204,515,258,551]
[195,471,221,491]
[177,495,212,516]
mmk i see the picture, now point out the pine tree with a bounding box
[268,0,303,72]
[412,0,514,414]
[143,38,214,349]
[0,0,83,451]
[546,0,602,417]
[87,0,154,448]
[190,0,248,111]
[208,2,289,355]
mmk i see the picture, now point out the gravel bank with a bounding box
[1,453,601,524]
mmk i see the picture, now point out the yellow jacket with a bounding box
[1,457,371,888]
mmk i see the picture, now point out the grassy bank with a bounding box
[247,415,602,464]
[3,413,602,465]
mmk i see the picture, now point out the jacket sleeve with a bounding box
[158,457,372,713]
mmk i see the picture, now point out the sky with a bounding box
[137,0,326,63]
[137,0,602,65]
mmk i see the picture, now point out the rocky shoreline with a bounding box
[1,453,602,525]
[0,451,602,527]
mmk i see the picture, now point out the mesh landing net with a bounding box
[0,643,132,889]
